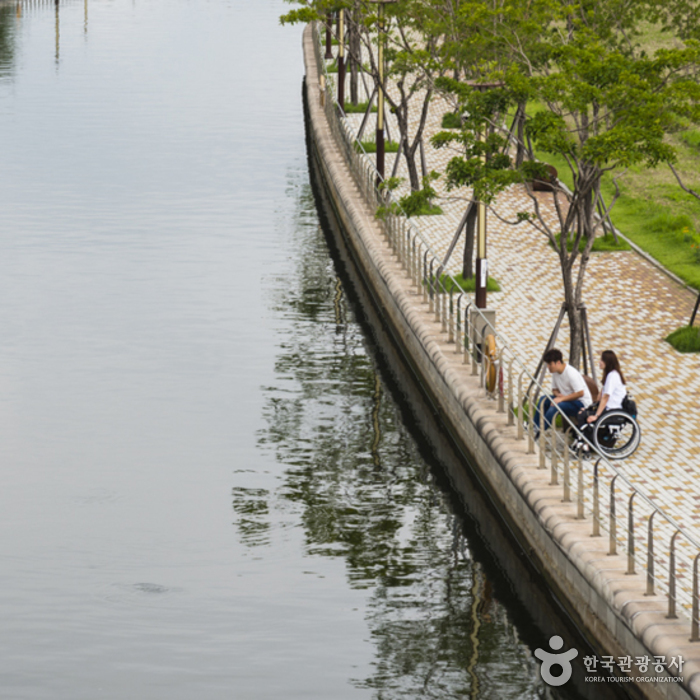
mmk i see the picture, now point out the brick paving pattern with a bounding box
[342,85,700,540]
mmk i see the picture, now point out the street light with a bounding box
[368,0,396,182]
[470,81,502,309]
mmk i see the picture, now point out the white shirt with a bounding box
[602,370,626,410]
[552,364,592,408]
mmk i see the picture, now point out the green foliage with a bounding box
[552,233,631,253]
[343,100,377,114]
[441,112,461,129]
[679,129,700,150]
[376,173,443,218]
[279,7,319,25]
[666,325,700,352]
[430,273,501,294]
[398,172,443,217]
[355,139,399,154]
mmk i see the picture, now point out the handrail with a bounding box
[311,22,700,628]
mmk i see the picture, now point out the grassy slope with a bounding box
[525,21,700,291]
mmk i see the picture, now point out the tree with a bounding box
[282,0,449,192]
[434,0,700,366]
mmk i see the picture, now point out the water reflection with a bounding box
[255,172,560,699]
[0,3,17,78]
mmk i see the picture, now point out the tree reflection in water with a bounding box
[248,171,560,699]
[0,3,17,79]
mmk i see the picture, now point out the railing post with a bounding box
[627,492,637,575]
[429,260,435,312]
[562,439,571,502]
[403,226,410,270]
[539,416,546,469]
[517,371,525,439]
[550,428,559,485]
[463,308,470,365]
[692,554,700,642]
[507,360,514,426]
[592,459,600,536]
[668,530,680,619]
[455,295,463,355]
[449,290,455,343]
[409,238,416,287]
[646,511,657,596]
[403,226,409,274]
[480,338,486,389]
[435,273,443,324]
[497,351,505,413]
[609,475,618,555]
[423,251,429,304]
[577,452,585,519]
[527,387,535,454]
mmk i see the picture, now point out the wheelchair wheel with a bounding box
[592,410,641,460]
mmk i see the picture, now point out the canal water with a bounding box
[0,1,625,699]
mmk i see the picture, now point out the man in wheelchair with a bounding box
[572,350,641,460]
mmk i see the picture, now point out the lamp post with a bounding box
[369,0,396,183]
[471,81,502,309]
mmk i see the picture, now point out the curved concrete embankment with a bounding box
[301,23,699,700]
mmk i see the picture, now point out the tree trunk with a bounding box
[403,139,421,191]
[567,302,583,370]
[349,7,360,105]
[462,205,476,279]
[515,102,527,167]
[561,173,598,369]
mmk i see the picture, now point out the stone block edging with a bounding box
[302,23,700,700]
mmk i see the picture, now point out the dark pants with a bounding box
[533,396,584,432]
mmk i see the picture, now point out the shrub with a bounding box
[343,101,377,114]
[680,129,700,150]
[430,272,501,293]
[666,326,700,352]
[552,232,630,253]
[356,139,399,154]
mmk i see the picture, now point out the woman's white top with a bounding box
[602,370,626,410]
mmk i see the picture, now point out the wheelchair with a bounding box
[588,409,642,460]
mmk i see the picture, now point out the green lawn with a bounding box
[533,149,700,290]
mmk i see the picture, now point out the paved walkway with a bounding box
[338,80,700,588]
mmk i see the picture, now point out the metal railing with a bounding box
[311,22,700,644]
